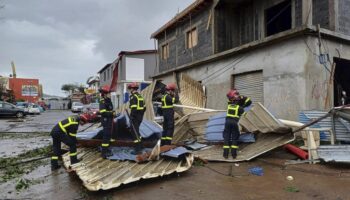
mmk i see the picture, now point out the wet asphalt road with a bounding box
[0,110,76,133]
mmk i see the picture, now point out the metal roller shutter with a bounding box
[233,71,263,104]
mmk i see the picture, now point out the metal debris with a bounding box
[317,145,350,163]
[62,148,194,191]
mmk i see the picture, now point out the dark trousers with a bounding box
[51,130,77,164]
[162,108,174,145]
[223,117,240,148]
[101,117,113,150]
[130,110,144,142]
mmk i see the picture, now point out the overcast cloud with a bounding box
[0,0,193,96]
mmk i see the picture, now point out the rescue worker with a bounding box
[51,114,89,170]
[160,83,179,146]
[223,89,252,159]
[127,82,145,154]
[99,85,115,159]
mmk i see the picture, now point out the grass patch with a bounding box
[0,132,49,140]
[193,159,205,167]
[284,186,300,193]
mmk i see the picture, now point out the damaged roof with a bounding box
[62,148,194,191]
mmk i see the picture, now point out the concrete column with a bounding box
[302,0,313,26]
[329,0,339,31]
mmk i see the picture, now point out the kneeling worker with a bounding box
[51,114,89,170]
[223,89,252,159]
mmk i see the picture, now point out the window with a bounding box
[103,71,106,81]
[161,43,169,60]
[186,27,198,49]
[265,0,292,37]
[4,103,13,109]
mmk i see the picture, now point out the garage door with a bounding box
[232,71,263,104]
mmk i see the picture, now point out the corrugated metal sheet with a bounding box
[194,132,294,162]
[299,110,350,141]
[233,71,263,104]
[172,111,223,144]
[239,103,292,134]
[62,148,194,191]
[177,73,206,116]
[173,103,294,162]
[317,145,350,162]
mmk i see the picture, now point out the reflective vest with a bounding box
[58,117,78,137]
[161,94,175,109]
[130,94,145,111]
[226,104,240,118]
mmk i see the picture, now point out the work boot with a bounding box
[51,160,61,171]
[134,142,144,155]
[70,156,80,165]
[223,149,229,159]
[101,148,113,159]
[231,149,237,159]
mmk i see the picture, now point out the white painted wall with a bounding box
[125,57,144,81]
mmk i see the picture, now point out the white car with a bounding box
[27,104,41,115]
[71,102,84,113]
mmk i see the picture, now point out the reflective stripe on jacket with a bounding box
[226,104,240,118]
[130,93,145,111]
[58,117,79,137]
[161,94,175,109]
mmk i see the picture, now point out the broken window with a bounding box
[186,27,198,49]
[265,0,292,37]
[161,43,169,60]
[334,58,350,106]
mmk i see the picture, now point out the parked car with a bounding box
[0,101,26,118]
[71,102,84,113]
[27,104,41,115]
[16,102,28,109]
[83,103,99,113]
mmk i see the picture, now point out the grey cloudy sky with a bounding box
[0,0,193,96]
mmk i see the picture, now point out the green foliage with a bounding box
[15,178,31,191]
[284,186,300,193]
[0,145,52,183]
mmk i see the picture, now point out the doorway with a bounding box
[334,58,350,106]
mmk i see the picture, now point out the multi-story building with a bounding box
[98,50,157,108]
[9,77,41,103]
[151,0,350,120]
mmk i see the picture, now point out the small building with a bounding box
[151,0,350,120]
[98,50,157,109]
[9,77,41,103]
[86,75,100,103]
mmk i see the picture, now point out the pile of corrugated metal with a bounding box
[62,73,350,191]
[300,107,350,163]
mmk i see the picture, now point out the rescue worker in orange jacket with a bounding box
[51,114,89,170]
[160,83,179,146]
[127,82,145,154]
[223,89,252,159]
[99,85,115,159]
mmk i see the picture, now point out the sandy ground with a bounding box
[1,111,350,200]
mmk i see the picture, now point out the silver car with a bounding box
[71,102,84,113]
